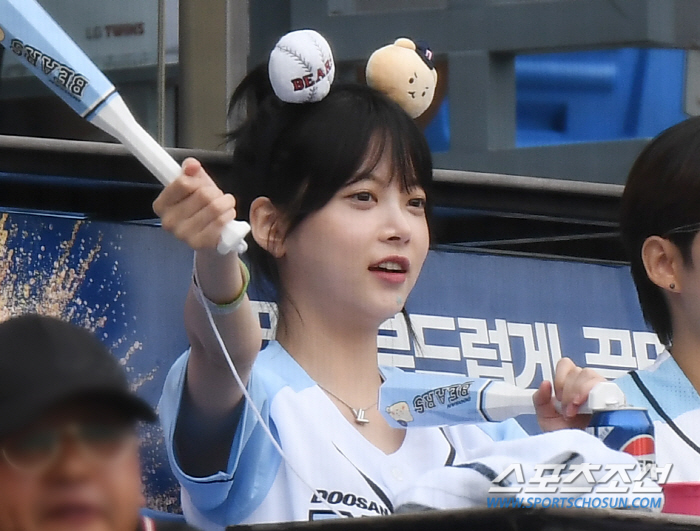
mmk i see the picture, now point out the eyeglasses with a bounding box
[663,222,700,236]
[1,421,136,474]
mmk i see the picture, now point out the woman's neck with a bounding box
[275,298,406,455]
[275,300,384,401]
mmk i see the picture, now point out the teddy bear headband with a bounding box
[268,29,437,119]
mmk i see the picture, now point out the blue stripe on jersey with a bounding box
[218,341,320,521]
[219,373,282,523]
[615,354,700,422]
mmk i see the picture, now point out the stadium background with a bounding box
[1,0,698,512]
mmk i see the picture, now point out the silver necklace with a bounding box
[318,385,376,425]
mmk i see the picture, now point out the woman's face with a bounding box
[278,148,430,328]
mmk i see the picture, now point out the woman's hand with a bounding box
[533,358,606,431]
[153,157,238,250]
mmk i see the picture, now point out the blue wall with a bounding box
[424,48,689,151]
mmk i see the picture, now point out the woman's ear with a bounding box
[642,236,682,293]
[250,197,287,258]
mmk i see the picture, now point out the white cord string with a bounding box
[193,253,347,519]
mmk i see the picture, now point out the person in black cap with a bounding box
[0,314,199,531]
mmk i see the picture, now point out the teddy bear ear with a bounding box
[393,37,416,50]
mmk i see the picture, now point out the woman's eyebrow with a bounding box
[344,173,381,186]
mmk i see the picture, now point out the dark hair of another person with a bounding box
[222,64,434,307]
[620,116,700,347]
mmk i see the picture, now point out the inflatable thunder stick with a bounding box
[380,372,626,428]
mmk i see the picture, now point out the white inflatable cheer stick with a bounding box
[381,372,626,428]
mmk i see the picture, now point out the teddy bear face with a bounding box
[385,401,414,426]
[400,63,436,117]
[366,38,438,119]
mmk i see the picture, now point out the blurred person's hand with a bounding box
[533,357,607,432]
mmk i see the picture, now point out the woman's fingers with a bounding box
[172,194,238,249]
[536,359,606,432]
[554,358,606,418]
[153,158,238,250]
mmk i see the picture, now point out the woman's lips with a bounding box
[369,256,410,284]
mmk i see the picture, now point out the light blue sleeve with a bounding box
[157,349,281,526]
[475,417,529,441]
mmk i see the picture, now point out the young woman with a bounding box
[154,67,609,528]
[614,116,700,482]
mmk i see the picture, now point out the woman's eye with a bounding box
[352,191,374,202]
[409,197,426,209]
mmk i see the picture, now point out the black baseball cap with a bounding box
[0,314,156,438]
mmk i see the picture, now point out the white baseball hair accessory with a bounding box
[268,29,335,104]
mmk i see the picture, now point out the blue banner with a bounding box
[0,210,659,511]
[0,211,192,511]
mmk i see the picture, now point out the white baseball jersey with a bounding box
[615,350,700,482]
[158,341,528,530]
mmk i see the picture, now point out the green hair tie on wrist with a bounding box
[193,259,250,315]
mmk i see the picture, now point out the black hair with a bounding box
[223,64,434,306]
[619,116,700,347]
